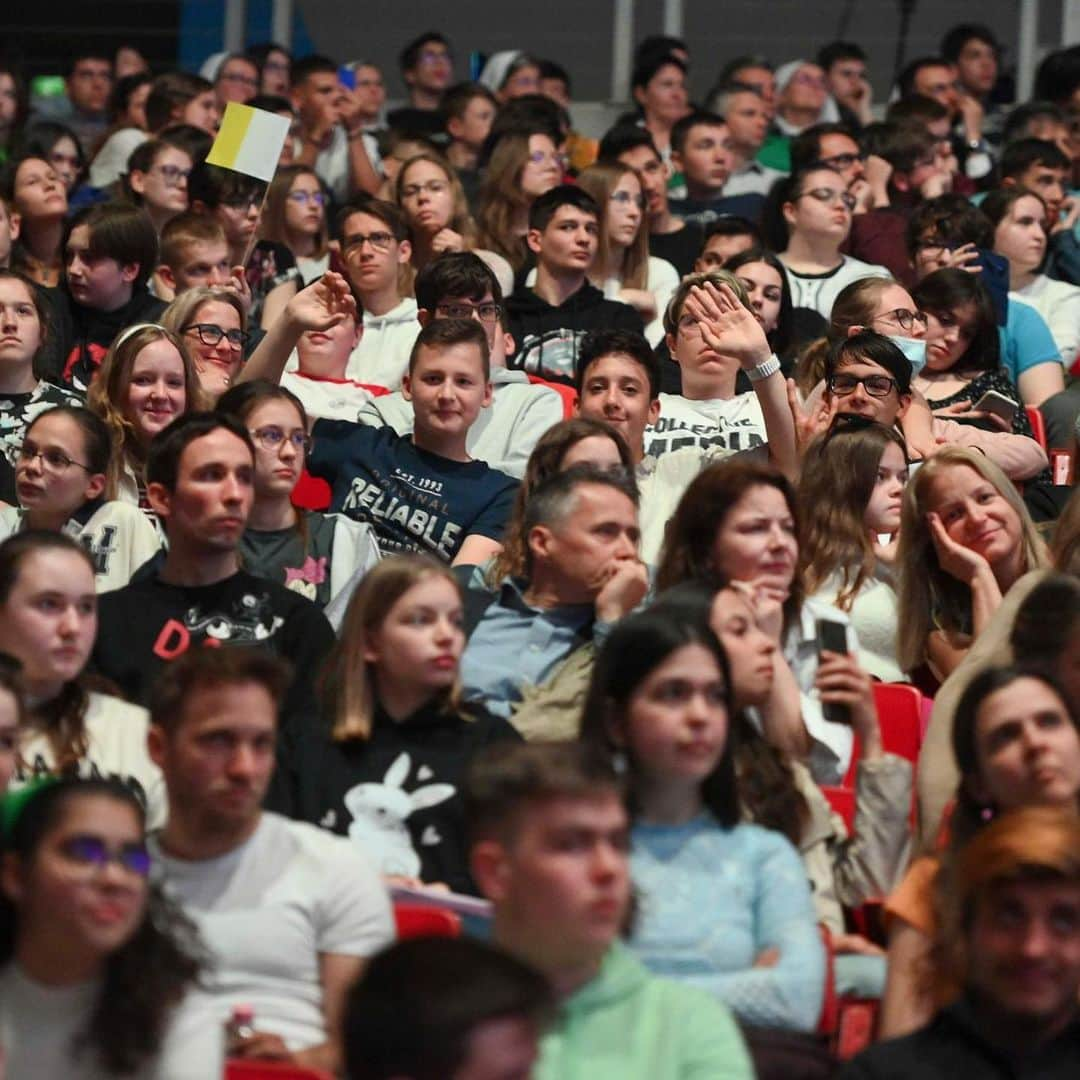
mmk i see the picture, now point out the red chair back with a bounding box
[844,683,923,786]
[1025,405,1048,451]
[393,902,462,939]
[822,785,856,833]
[527,374,578,417]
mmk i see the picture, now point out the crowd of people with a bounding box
[0,21,1079,1080]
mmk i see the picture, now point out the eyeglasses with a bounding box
[676,314,703,335]
[400,179,449,199]
[222,194,262,212]
[418,48,451,66]
[343,230,395,254]
[828,373,898,398]
[873,308,928,333]
[182,323,248,349]
[287,190,326,206]
[17,443,93,473]
[435,301,501,323]
[797,187,856,211]
[60,835,151,878]
[251,425,311,453]
[814,152,864,171]
[611,190,646,209]
[221,72,258,88]
[153,163,191,187]
[527,149,568,169]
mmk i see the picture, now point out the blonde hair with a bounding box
[87,324,207,498]
[895,447,1049,671]
[475,134,535,270]
[576,160,649,291]
[259,165,329,260]
[396,152,479,251]
[160,286,248,338]
[322,555,465,742]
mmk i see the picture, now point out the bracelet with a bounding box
[746,354,781,382]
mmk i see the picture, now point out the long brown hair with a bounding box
[799,418,908,609]
[322,555,465,742]
[577,160,649,291]
[475,133,535,270]
[655,459,804,634]
[395,152,479,251]
[259,164,329,260]
[486,419,634,587]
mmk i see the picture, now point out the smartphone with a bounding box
[816,617,851,726]
[972,390,1018,426]
[338,64,356,90]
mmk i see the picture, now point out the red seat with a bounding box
[393,902,462,939]
[527,374,578,417]
[1025,405,1047,451]
[822,785,856,833]
[844,683,923,786]
[816,924,879,1058]
[226,1062,333,1079]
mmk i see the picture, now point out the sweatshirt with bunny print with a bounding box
[269,698,521,895]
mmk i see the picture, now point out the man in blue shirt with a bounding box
[459,464,646,723]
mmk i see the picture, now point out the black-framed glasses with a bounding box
[153,163,191,187]
[343,230,395,254]
[251,426,311,453]
[435,301,501,324]
[813,152,865,171]
[828,373,898,398]
[17,443,93,473]
[222,194,261,212]
[873,308,928,333]
[59,835,152,878]
[797,187,857,211]
[182,323,248,349]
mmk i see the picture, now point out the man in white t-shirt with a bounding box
[645,269,770,458]
[147,648,394,1075]
[575,286,797,564]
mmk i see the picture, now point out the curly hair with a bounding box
[0,778,205,1075]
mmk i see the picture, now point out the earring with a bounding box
[980,805,995,823]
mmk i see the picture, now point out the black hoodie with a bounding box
[505,282,645,387]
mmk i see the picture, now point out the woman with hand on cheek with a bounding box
[896,446,1049,684]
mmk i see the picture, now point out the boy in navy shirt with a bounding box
[308,317,517,565]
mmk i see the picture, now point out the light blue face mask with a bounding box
[887,335,927,379]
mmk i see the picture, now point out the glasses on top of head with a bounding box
[873,308,928,333]
[251,425,311,453]
[435,301,501,324]
[828,372,898,398]
[17,443,94,473]
[183,323,248,349]
[797,187,856,211]
[59,835,152,878]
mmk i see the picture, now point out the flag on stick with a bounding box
[206,103,291,182]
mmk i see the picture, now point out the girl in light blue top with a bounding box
[580,609,826,1032]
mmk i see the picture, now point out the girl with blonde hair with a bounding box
[276,554,520,894]
[577,159,679,345]
[159,286,248,400]
[895,446,1049,683]
[87,322,206,508]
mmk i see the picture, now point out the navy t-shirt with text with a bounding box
[308,421,518,562]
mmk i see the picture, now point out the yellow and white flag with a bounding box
[206,103,291,182]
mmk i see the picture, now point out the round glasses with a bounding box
[17,443,93,473]
[183,323,248,349]
[251,426,311,453]
[873,309,928,333]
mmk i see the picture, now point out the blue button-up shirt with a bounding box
[460,578,599,719]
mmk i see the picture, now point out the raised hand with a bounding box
[942,242,982,274]
[594,559,649,622]
[927,510,992,585]
[285,271,357,332]
[682,282,772,370]
[787,379,837,455]
[430,228,465,254]
[815,649,881,754]
[218,264,253,316]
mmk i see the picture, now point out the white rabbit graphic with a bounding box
[344,752,455,876]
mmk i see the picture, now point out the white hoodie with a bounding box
[345,297,420,389]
